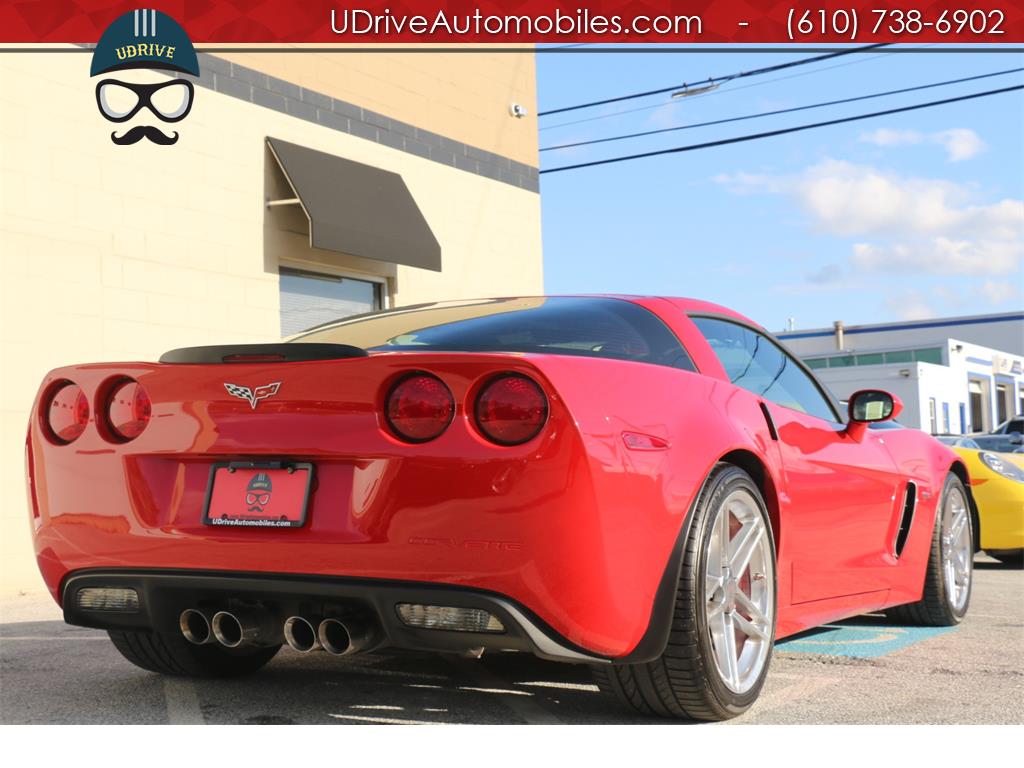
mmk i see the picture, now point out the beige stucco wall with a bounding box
[0,51,542,594]
[221,47,538,167]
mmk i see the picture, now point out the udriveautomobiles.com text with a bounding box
[330,8,704,37]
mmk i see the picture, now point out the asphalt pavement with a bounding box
[2,554,1021,725]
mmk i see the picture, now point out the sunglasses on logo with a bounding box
[95,78,195,123]
[246,493,271,506]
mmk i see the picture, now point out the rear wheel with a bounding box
[108,629,280,677]
[888,473,972,626]
[592,464,776,721]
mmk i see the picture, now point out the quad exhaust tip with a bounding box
[179,609,213,645]
[211,611,246,648]
[318,617,377,656]
[284,616,320,653]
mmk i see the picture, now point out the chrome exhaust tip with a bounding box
[179,609,213,645]
[284,616,320,653]
[211,611,245,648]
[211,609,282,648]
[318,618,377,656]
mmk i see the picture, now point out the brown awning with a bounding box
[266,137,441,271]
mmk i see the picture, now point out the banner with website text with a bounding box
[2,0,1023,43]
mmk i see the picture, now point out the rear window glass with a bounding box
[291,297,695,371]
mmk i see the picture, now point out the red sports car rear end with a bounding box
[26,296,974,720]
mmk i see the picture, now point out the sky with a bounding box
[535,46,1024,333]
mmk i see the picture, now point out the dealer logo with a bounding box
[90,9,200,145]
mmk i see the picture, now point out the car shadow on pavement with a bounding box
[0,619,678,724]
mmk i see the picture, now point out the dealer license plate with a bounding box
[202,462,313,529]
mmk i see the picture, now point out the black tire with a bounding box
[592,463,777,721]
[887,473,972,626]
[108,630,280,677]
[986,550,1023,567]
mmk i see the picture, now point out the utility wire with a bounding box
[539,49,892,132]
[538,43,888,117]
[541,67,1024,152]
[540,83,1023,175]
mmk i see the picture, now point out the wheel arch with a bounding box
[719,449,782,553]
[617,448,782,665]
[949,460,981,552]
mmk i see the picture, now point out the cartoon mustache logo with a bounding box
[110,126,179,145]
[248,505,265,513]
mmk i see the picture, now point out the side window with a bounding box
[692,316,838,423]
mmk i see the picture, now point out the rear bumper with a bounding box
[61,568,609,664]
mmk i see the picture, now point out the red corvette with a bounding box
[26,296,976,720]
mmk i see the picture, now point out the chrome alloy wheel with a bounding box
[941,485,972,613]
[704,489,774,694]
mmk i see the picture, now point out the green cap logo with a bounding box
[90,9,199,77]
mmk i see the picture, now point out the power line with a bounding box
[540,67,1023,152]
[540,83,1023,175]
[539,49,893,132]
[538,43,888,117]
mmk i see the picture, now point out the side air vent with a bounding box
[159,343,367,364]
[894,482,917,557]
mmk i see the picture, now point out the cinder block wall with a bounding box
[0,48,542,594]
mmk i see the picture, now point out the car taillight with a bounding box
[46,382,89,444]
[474,374,548,446]
[385,374,454,443]
[106,379,151,440]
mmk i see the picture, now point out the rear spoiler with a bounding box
[159,343,368,364]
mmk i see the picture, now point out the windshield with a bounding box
[290,296,696,371]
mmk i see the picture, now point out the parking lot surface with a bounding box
[2,555,1021,725]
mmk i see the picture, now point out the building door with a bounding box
[968,378,989,433]
[996,382,1012,425]
[279,267,382,337]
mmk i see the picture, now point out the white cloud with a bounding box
[793,160,1021,239]
[851,237,1023,276]
[884,291,936,321]
[859,127,986,162]
[939,129,988,161]
[975,278,1022,305]
[716,159,1024,278]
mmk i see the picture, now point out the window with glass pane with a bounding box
[884,350,913,363]
[692,317,838,422]
[280,268,381,337]
[293,297,696,371]
[913,348,944,364]
[855,353,884,366]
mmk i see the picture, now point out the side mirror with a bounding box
[845,389,902,440]
[1010,432,1023,446]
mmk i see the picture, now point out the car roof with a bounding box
[289,295,765,340]
[540,295,761,329]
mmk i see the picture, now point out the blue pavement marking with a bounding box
[775,621,956,659]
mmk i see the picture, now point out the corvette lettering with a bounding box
[408,536,523,551]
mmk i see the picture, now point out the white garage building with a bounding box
[778,312,1024,435]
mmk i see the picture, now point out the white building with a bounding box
[778,313,1024,434]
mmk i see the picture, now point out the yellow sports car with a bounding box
[938,437,1024,566]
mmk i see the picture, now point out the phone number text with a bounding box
[787,8,1006,40]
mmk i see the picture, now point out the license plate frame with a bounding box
[201,461,314,529]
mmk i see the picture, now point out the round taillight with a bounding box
[474,375,548,446]
[47,382,89,444]
[385,374,455,443]
[106,380,152,440]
